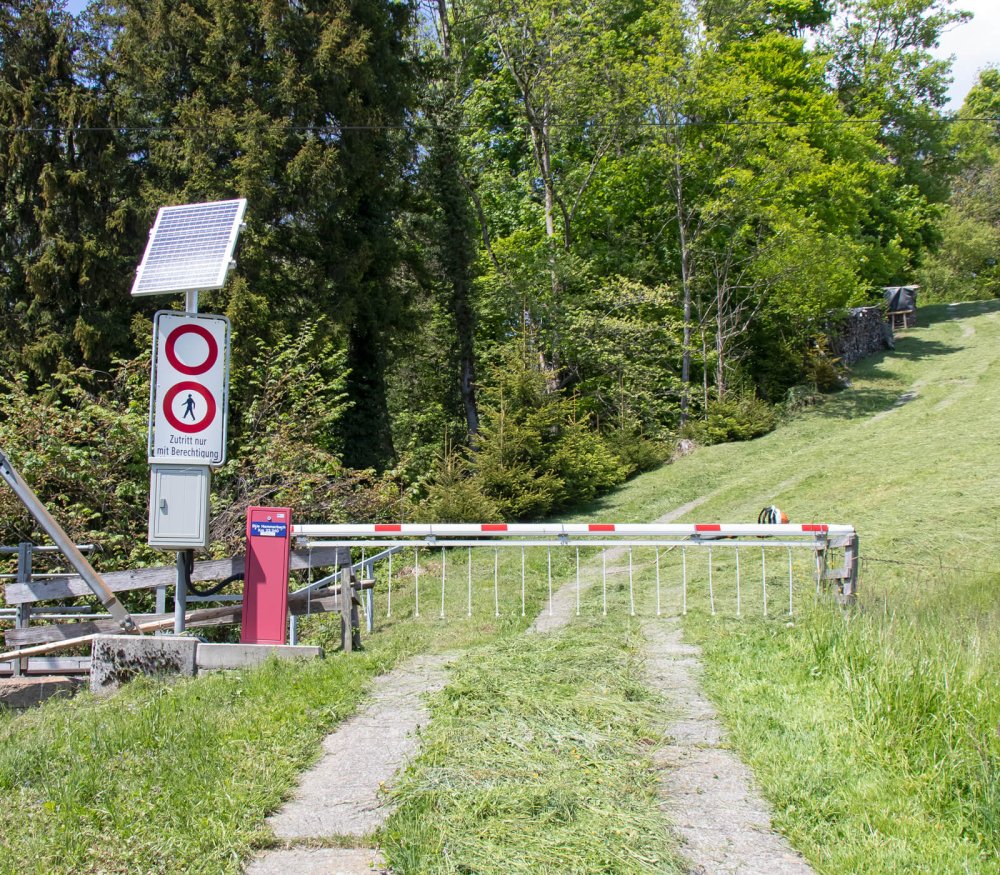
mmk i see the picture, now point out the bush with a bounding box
[545,421,626,505]
[603,425,670,478]
[684,393,778,445]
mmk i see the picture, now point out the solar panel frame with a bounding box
[131,198,248,297]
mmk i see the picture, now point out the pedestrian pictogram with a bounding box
[148,312,230,465]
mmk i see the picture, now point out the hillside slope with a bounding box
[591,299,1000,873]
[383,300,1000,874]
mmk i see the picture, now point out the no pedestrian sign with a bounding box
[149,312,230,465]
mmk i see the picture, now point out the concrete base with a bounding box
[91,635,197,694]
[0,676,86,709]
[196,643,322,671]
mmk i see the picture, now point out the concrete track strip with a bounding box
[246,653,451,874]
[644,618,815,875]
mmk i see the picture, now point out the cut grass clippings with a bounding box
[381,613,684,874]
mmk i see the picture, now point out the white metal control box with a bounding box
[148,464,211,550]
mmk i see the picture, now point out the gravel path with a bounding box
[644,618,816,875]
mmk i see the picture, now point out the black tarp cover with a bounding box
[884,286,918,312]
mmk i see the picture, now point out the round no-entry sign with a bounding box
[165,323,219,375]
[148,312,230,465]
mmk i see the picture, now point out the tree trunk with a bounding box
[674,158,693,425]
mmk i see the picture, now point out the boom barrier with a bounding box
[291,522,860,632]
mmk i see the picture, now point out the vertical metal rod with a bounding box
[761,547,767,617]
[521,547,526,617]
[493,548,499,617]
[735,548,741,617]
[289,613,298,645]
[440,548,446,619]
[628,547,635,616]
[414,547,420,618]
[575,547,581,616]
[361,549,370,632]
[547,548,553,616]
[682,547,687,615]
[601,549,607,616]
[174,551,188,634]
[708,546,715,615]
[364,562,373,633]
[655,547,661,617]
[788,548,794,617]
[815,549,822,598]
[339,566,354,652]
[467,547,472,617]
[387,551,393,618]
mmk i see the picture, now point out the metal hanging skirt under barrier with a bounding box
[290,522,859,626]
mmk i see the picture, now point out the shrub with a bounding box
[544,420,626,505]
[603,425,671,478]
[684,393,778,445]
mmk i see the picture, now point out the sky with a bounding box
[935,0,1000,109]
[61,0,998,109]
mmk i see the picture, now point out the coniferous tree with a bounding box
[104,0,416,469]
[0,1,139,378]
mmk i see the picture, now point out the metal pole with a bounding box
[174,550,189,634]
[365,563,374,632]
[602,549,607,616]
[414,547,420,618]
[708,546,715,615]
[735,547,741,617]
[575,547,581,616]
[0,447,137,633]
[628,547,635,616]
[682,547,687,615]
[440,551,446,619]
[547,548,552,616]
[655,547,661,617]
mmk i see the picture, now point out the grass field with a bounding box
[580,299,1000,873]
[1,300,998,873]
[382,299,1000,873]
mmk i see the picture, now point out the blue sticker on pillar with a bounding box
[251,522,288,538]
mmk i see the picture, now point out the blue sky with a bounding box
[62,0,998,109]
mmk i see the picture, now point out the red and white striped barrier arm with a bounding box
[293,522,855,539]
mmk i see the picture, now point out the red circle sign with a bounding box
[165,324,219,376]
[163,381,217,433]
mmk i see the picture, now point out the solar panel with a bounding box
[131,198,248,297]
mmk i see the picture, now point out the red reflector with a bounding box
[374,524,402,532]
[588,524,616,532]
[801,524,828,533]
[695,524,722,532]
[482,524,508,531]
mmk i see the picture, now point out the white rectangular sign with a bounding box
[148,312,230,466]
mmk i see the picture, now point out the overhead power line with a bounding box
[1,117,998,135]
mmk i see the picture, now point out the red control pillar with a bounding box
[241,506,291,645]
